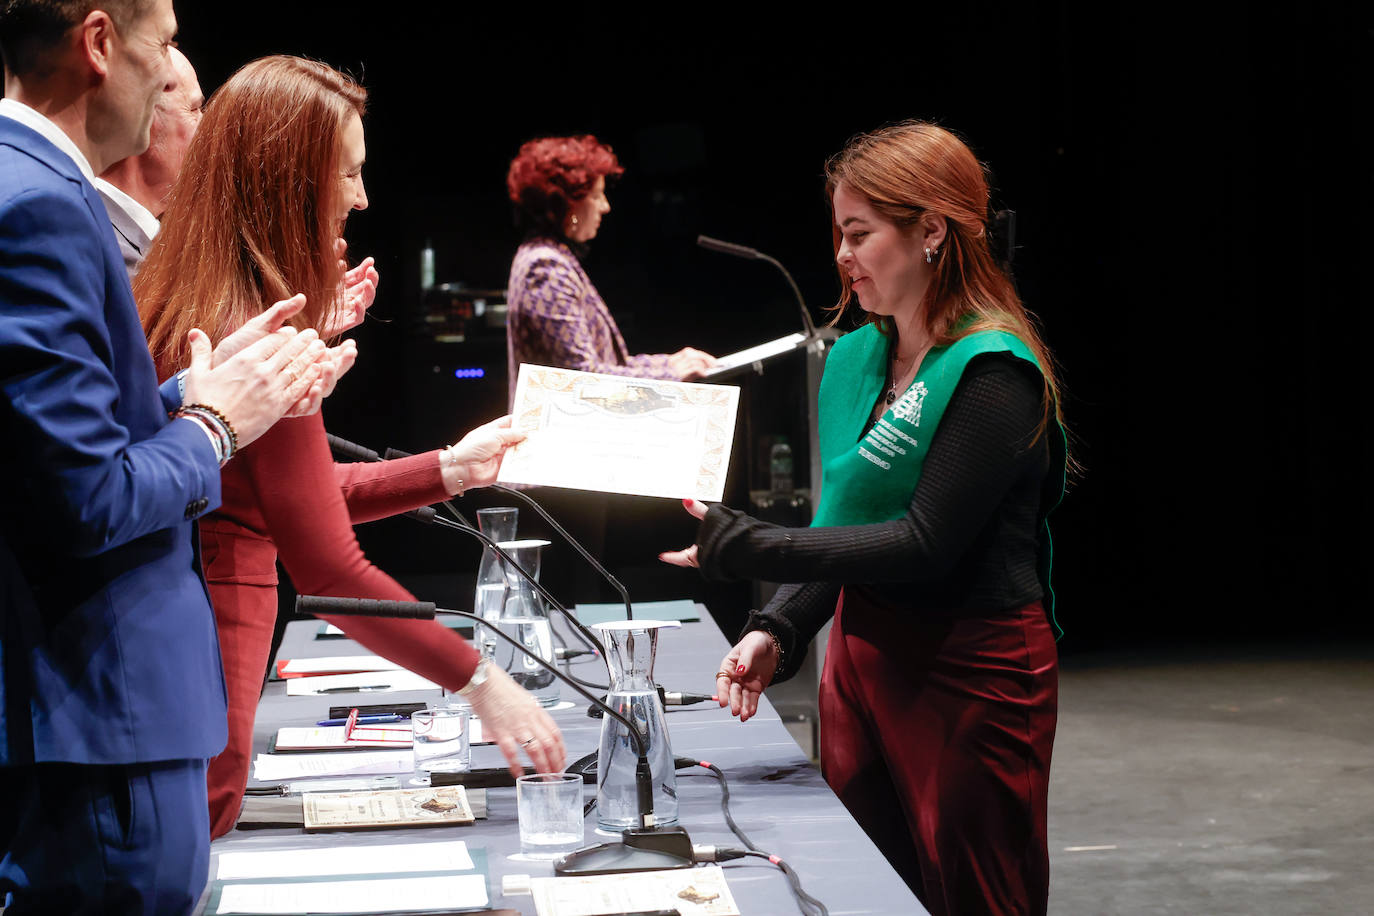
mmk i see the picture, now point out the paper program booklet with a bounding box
[303,785,475,832]
[530,865,739,916]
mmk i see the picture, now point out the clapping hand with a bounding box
[183,295,328,449]
[324,239,380,338]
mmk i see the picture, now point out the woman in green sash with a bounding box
[662,121,1068,916]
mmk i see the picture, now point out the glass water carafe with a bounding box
[594,619,679,831]
[474,507,519,660]
[493,539,559,708]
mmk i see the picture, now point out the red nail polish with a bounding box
[736,665,745,674]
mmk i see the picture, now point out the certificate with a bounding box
[302,786,475,831]
[498,364,740,501]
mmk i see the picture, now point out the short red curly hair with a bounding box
[506,135,624,238]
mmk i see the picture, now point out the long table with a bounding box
[197,614,924,915]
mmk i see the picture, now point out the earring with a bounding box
[924,246,938,264]
[570,215,579,226]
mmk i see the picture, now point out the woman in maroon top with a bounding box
[138,56,565,838]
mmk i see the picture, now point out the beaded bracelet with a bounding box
[183,403,238,455]
[178,414,225,465]
[176,410,229,465]
[174,404,238,466]
[177,408,232,463]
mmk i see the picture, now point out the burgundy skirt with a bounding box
[819,589,1058,916]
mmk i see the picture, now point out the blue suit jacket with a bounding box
[0,116,228,765]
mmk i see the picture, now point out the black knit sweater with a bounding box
[695,353,1055,683]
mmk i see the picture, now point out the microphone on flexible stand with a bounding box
[294,596,695,875]
[384,444,635,622]
[696,234,816,339]
[325,433,605,666]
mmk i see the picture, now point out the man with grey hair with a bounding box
[95,43,200,276]
[1,1,337,910]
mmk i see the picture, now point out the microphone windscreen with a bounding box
[326,434,382,463]
[404,506,437,524]
[296,595,437,620]
[696,235,762,260]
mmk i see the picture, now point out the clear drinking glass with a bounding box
[410,706,470,785]
[516,773,584,858]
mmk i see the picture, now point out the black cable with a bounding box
[737,850,828,916]
[684,760,756,851]
[681,759,827,916]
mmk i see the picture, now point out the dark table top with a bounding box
[197,613,924,915]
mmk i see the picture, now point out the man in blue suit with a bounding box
[1,1,337,911]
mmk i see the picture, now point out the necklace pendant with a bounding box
[885,390,897,405]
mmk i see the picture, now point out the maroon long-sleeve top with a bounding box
[199,410,479,837]
[200,410,480,687]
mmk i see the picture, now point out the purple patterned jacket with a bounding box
[506,238,676,396]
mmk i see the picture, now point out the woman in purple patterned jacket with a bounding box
[504,135,715,396]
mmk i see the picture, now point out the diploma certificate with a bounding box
[498,365,740,501]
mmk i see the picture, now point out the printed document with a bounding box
[499,364,739,501]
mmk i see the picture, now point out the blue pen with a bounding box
[316,714,403,726]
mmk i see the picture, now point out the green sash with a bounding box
[811,324,1066,633]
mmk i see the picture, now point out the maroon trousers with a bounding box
[819,591,1058,916]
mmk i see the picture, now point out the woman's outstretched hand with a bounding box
[715,630,778,722]
[462,663,566,778]
[658,498,708,568]
[442,416,527,494]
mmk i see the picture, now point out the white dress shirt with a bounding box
[0,97,95,181]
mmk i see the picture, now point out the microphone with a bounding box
[327,437,608,673]
[297,596,436,619]
[325,433,381,463]
[294,595,695,874]
[697,234,816,338]
[695,235,763,261]
[382,446,634,622]
[417,514,609,673]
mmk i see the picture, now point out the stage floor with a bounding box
[1049,638,1374,914]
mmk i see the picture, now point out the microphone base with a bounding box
[554,826,695,876]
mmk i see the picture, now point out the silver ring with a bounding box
[520,737,536,747]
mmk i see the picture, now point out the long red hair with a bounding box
[139,55,366,377]
[825,121,1066,434]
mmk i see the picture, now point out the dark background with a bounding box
[175,2,1370,655]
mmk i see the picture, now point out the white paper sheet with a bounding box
[217,841,475,879]
[252,750,414,782]
[284,669,439,696]
[699,332,809,377]
[499,365,739,501]
[530,865,739,916]
[215,874,487,914]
